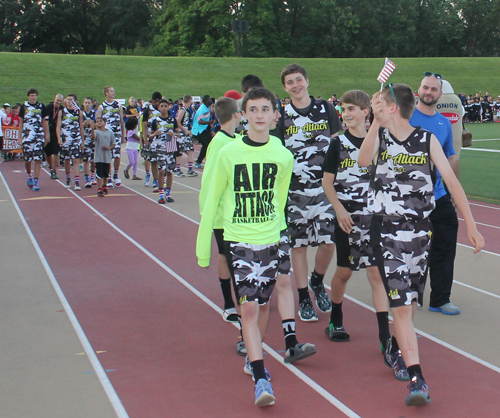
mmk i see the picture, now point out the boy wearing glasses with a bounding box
[410,73,461,315]
[358,83,484,406]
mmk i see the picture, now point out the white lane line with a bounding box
[469,202,500,211]
[453,281,500,300]
[463,148,500,153]
[458,217,500,230]
[337,291,500,374]
[0,171,129,418]
[52,173,362,418]
[471,138,500,142]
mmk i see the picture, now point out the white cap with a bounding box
[441,79,454,94]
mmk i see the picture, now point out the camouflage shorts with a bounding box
[153,151,176,172]
[111,143,122,159]
[287,192,336,248]
[371,215,431,308]
[82,146,95,162]
[226,241,279,305]
[278,230,291,275]
[178,136,194,153]
[23,139,45,162]
[62,141,82,160]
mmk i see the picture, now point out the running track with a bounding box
[2,157,500,418]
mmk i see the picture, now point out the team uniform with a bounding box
[323,130,375,270]
[280,97,341,247]
[150,115,178,173]
[100,100,123,187]
[82,109,95,163]
[177,106,194,153]
[142,104,161,162]
[368,127,436,308]
[19,101,48,162]
[60,107,83,161]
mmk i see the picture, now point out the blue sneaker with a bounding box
[144,172,151,187]
[244,356,271,381]
[254,379,275,407]
[194,162,203,169]
[405,376,430,406]
[383,338,409,381]
[32,184,40,192]
[428,303,460,315]
[27,179,33,189]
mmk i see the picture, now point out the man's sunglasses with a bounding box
[423,71,443,79]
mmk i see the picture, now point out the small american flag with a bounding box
[165,136,178,153]
[70,99,80,114]
[377,58,396,84]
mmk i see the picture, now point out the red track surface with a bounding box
[3,160,500,418]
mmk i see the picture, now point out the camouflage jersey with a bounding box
[82,109,95,148]
[100,100,122,142]
[150,115,178,152]
[60,107,82,144]
[332,132,372,215]
[179,106,193,132]
[20,101,47,143]
[282,99,333,197]
[368,127,436,219]
[144,104,161,134]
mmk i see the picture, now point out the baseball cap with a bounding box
[224,90,242,100]
[3,103,10,107]
[152,92,162,100]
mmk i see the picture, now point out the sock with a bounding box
[219,278,235,310]
[27,173,33,181]
[188,162,193,171]
[166,187,171,196]
[282,319,299,350]
[90,171,95,178]
[376,311,391,350]
[34,177,38,186]
[176,164,181,171]
[159,188,164,198]
[85,174,90,183]
[329,301,343,328]
[74,175,80,184]
[238,316,243,341]
[66,174,71,183]
[390,335,400,354]
[145,170,150,175]
[407,364,424,381]
[298,287,310,304]
[108,175,113,183]
[251,360,266,382]
[310,271,325,286]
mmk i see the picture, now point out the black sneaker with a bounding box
[309,277,332,312]
[405,375,430,406]
[65,179,71,188]
[298,298,318,322]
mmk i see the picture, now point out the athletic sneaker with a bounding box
[309,277,332,312]
[114,178,122,187]
[174,169,185,177]
[107,180,114,189]
[50,169,58,180]
[166,195,174,203]
[32,184,40,192]
[27,179,34,189]
[144,172,151,187]
[97,188,104,197]
[152,179,159,193]
[428,302,460,315]
[194,162,203,169]
[158,195,166,204]
[74,182,81,191]
[236,341,246,356]
[65,179,71,188]
[384,340,410,381]
[244,356,271,381]
[254,379,275,407]
[91,177,97,185]
[298,298,318,322]
[222,307,238,323]
[187,170,198,177]
[85,181,92,188]
[405,375,430,406]
[102,188,108,196]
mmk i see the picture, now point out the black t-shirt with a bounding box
[126,105,140,117]
[322,130,364,175]
[46,102,64,134]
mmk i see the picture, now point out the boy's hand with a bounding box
[371,92,384,120]
[468,228,485,253]
[336,206,354,234]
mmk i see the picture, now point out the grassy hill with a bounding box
[2,53,500,105]
[1,52,499,203]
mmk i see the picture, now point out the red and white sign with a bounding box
[2,127,22,151]
[441,112,460,124]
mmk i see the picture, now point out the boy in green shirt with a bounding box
[197,88,293,407]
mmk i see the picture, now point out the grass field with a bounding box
[1,52,499,203]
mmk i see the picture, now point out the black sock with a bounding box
[298,287,310,304]
[251,360,267,382]
[219,278,235,310]
[310,271,325,286]
[238,316,243,341]
[390,335,400,353]
[282,319,299,350]
[407,364,424,381]
[376,311,391,350]
[329,301,343,328]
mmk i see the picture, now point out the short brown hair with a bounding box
[27,88,38,96]
[183,95,192,104]
[214,97,238,125]
[382,83,415,120]
[241,88,277,112]
[340,90,370,110]
[103,86,113,95]
[280,64,307,86]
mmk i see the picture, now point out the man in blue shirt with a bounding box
[192,95,213,168]
[409,73,461,315]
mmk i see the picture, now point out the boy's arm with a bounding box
[176,108,189,136]
[79,112,85,150]
[196,154,228,267]
[322,172,353,233]
[95,105,102,119]
[430,135,484,253]
[18,118,23,146]
[56,110,63,145]
[119,107,125,142]
[359,92,383,166]
[199,136,225,215]
[277,152,294,230]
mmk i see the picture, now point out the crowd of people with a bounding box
[1,68,486,410]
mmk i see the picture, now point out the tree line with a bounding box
[1,0,499,57]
